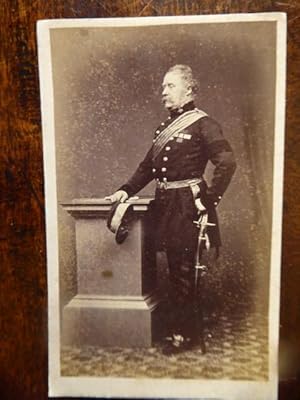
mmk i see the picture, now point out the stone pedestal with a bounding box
[61,198,161,347]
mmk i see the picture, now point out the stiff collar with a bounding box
[169,101,196,118]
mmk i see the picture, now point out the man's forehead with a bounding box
[162,71,185,85]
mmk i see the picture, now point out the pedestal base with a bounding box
[62,292,160,347]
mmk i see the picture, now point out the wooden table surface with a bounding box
[0,1,299,399]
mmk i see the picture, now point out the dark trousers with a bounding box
[166,245,199,341]
[153,187,208,341]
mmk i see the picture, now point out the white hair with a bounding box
[167,64,198,94]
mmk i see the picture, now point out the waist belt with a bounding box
[156,177,202,190]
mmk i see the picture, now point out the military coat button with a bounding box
[163,156,168,162]
[152,168,156,173]
[155,130,160,134]
[161,167,167,172]
[165,146,171,151]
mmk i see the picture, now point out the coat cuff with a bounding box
[196,181,222,209]
[201,192,222,208]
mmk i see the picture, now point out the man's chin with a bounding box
[163,101,174,110]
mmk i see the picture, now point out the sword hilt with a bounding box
[193,220,216,227]
[195,264,207,272]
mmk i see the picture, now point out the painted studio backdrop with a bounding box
[50,22,276,342]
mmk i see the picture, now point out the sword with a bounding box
[193,212,215,353]
[193,212,216,280]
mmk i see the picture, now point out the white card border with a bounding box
[37,12,287,400]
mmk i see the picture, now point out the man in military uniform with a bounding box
[106,65,236,354]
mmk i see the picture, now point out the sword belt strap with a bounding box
[156,177,202,190]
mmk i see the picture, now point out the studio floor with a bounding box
[61,304,268,380]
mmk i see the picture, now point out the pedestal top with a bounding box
[61,197,154,218]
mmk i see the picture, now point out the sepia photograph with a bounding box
[37,13,286,399]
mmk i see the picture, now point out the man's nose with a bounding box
[162,87,168,96]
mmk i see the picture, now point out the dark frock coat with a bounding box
[120,101,237,255]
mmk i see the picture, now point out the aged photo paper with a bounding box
[37,13,286,400]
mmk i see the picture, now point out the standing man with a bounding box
[106,65,236,354]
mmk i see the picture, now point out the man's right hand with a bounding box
[104,190,129,203]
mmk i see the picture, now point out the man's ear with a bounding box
[186,86,193,96]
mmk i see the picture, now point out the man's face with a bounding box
[162,71,190,110]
